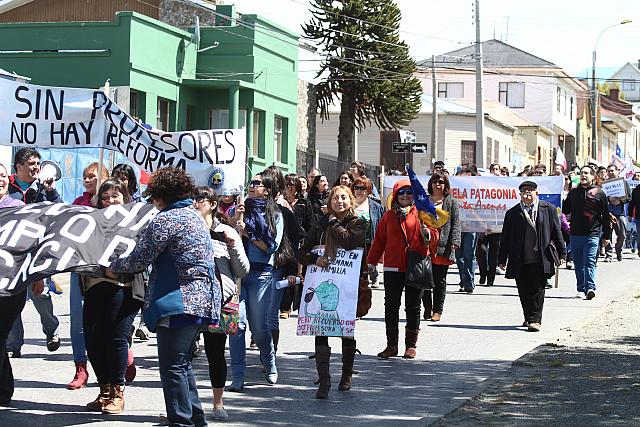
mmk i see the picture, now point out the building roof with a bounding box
[0,0,31,14]
[419,94,475,114]
[0,66,29,81]
[418,39,558,69]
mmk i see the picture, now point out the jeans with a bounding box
[456,232,477,290]
[267,267,285,332]
[0,290,27,401]
[383,271,422,331]
[636,219,640,251]
[83,283,141,385]
[605,215,627,258]
[230,268,276,380]
[7,282,60,352]
[570,234,599,293]
[228,299,247,382]
[69,273,87,363]
[157,323,206,427]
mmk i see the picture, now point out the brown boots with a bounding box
[87,384,125,413]
[338,339,356,391]
[377,328,399,358]
[86,384,111,411]
[315,345,331,399]
[403,328,420,359]
[68,361,89,390]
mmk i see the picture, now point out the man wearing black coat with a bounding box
[498,181,566,332]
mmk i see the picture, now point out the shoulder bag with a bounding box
[399,216,434,290]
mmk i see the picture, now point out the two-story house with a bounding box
[417,39,588,169]
[609,61,640,109]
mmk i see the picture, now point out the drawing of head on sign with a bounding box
[304,280,342,331]
[208,167,225,190]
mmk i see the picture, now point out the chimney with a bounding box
[609,88,620,101]
[215,4,236,26]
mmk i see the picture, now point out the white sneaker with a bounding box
[575,292,583,299]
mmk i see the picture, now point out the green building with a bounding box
[0,6,299,178]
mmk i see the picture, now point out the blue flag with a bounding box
[405,164,437,218]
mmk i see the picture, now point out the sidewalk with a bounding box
[1,252,640,426]
[434,286,640,426]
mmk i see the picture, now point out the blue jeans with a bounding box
[231,268,276,379]
[456,232,477,290]
[69,273,87,363]
[228,299,247,382]
[157,323,206,427]
[570,234,599,293]
[7,280,60,352]
[267,267,286,332]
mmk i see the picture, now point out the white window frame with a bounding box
[437,82,464,98]
[499,82,525,108]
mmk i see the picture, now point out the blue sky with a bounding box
[231,0,640,79]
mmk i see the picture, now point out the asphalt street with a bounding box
[1,251,639,426]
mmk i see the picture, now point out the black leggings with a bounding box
[422,263,450,314]
[383,271,422,331]
[315,336,353,346]
[203,332,227,388]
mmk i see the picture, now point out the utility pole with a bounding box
[475,0,485,168]
[431,55,438,171]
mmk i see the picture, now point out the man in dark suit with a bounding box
[498,181,566,332]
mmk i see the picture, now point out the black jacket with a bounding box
[8,174,62,204]
[292,197,316,233]
[629,185,640,220]
[499,201,566,280]
[562,185,611,240]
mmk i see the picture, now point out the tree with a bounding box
[303,0,422,162]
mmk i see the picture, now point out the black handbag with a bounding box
[399,217,434,290]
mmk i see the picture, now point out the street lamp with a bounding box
[591,19,632,160]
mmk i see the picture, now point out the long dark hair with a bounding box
[111,163,139,197]
[428,171,451,195]
[247,172,279,235]
[310,174,328,196]
[193,186,232,226]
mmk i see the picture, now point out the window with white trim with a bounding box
[498,82,525,108]
[437,82,464,98]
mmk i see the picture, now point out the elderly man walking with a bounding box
[498,181,566,332]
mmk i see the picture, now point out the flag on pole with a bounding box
[554,147,567,171]
[405,164,437,217]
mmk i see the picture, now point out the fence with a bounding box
[296,149,382,188]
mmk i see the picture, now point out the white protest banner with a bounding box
[0,202,157,295]
[384,175,563,233]
[627,179,640,191]
[297,245,362,337]
[601,177,627,198]
[0,79,245,194]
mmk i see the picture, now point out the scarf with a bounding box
[162,198,193,212]
[244,197,276,248]
[392,201,411,221]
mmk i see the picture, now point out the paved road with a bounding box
[2,252,639,426]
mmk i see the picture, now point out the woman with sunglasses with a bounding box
[308,174,330,223]
[351,177,384,287]
[421,172,460,322]
[83,178,145,415]
[192,186,249,420]
[299,185,366,399]
[231,172,283,390]
[367,180,437,359]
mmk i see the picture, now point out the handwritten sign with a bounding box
[296,246,363,337]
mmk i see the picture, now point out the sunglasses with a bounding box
[397,188,412,196]
[433,180,445,185]
[248,180,264,188]
[352,185,367,191]
[193,195,208,203]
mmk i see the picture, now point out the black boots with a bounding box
[315,345,331,399]
[338,339,356,391]
[377,328,399,358]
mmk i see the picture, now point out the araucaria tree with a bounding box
[304,0,422,162]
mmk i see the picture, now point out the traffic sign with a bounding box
[392,142,409,153]
[411,143,428,153]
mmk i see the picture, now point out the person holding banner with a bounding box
[232,172,283,389]
[422,172,461,322]
[498,181,566,332]
[351,177,385,288]
[82,178,144,414]
[112,164,143,203]
[367,180,437,359]
[603,164,630,262]
[6,148,61,359]
[299,185,367,399]
[67,161,109,391]
[629,181,640,258]
[563,166,611,300]
[0,162,45,404]
[107,167,220,426]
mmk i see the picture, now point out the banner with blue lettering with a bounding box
[384,176,564,233]
[0,79,245,195]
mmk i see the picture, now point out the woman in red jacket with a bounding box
[367,180,437,359]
